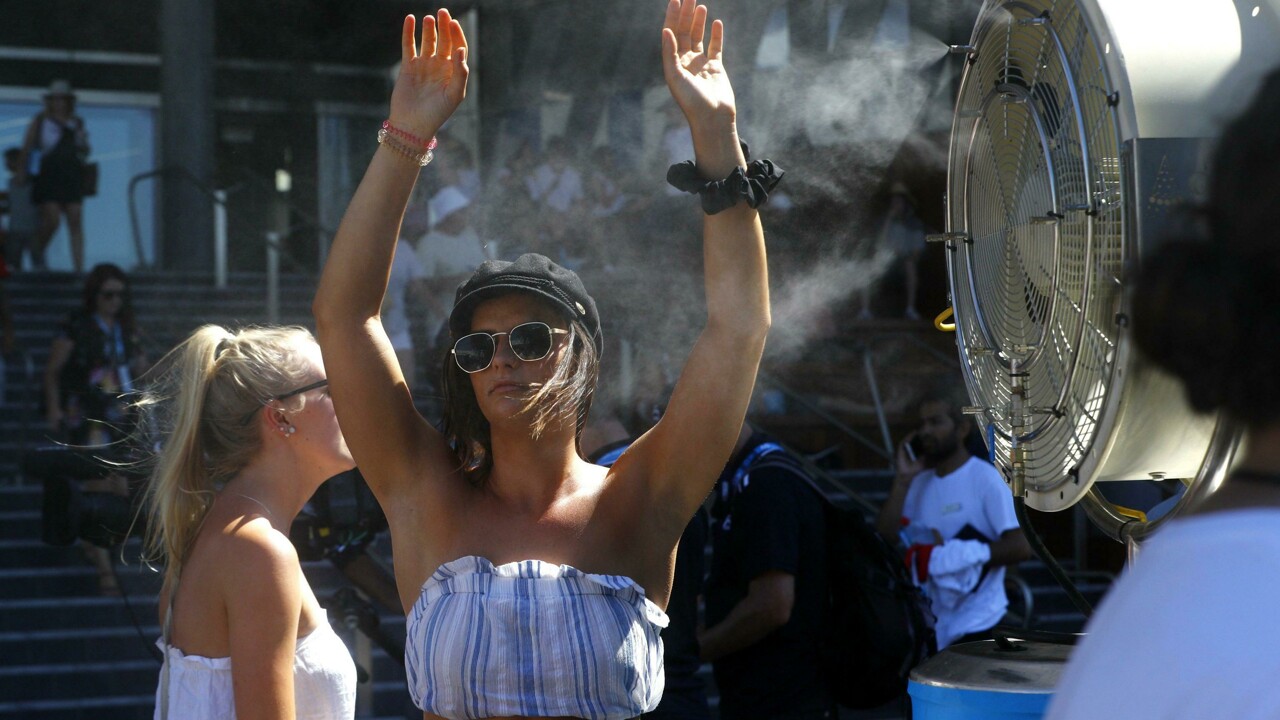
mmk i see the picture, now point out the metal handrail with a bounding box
[759,329,960,466]
[753,327,967,519]
[759,370,891,462]
[126,165,323,278]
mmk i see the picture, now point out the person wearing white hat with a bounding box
[415,184,491,359]
[18,79,91,273]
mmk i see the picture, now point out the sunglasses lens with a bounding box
[509,323,554,361]
[453,333,495,373]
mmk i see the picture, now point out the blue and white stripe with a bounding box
[406,556,669,719]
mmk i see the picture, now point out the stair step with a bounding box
[0,565,163,601]
[0,512,46,544]
[0,596,159,632]
[0,487,43,511]
[0,660,159,704]
[0,624,161,667]
[0,692,157,720]
[0,539,87,567]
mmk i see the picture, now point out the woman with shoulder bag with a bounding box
[18,79,91,272]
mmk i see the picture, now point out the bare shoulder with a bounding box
[212,517,300,584]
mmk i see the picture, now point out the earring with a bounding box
[283,425,296,436]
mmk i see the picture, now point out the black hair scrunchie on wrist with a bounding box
[666,157,785,215]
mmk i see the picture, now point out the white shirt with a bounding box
[38,115,86,152]
[1046,509,1280,720]
[415,226,491,333]
[382,239,427,350]
[545,167,583,213]
[155,618,356,720]
[416,226,488,279]
[901,456,1019,647]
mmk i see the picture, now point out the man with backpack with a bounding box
[701,423,836,719]
[876,386,1033,649]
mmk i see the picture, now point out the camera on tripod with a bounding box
[27,446,146,549]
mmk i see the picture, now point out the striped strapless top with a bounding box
[405,555,669,719]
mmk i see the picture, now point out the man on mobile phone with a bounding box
[875,384,1031,648]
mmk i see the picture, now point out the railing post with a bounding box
[619,338,633,413]
[862,349,896,465]
[266,232,280,325]
[355,629,373,716]
[213,190,228,289]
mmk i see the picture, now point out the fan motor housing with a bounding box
[945,0,1277,511]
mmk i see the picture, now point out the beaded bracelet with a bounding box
[381,120,438,151]
[378,120,438,167]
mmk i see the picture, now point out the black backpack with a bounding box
[752,456,937,709]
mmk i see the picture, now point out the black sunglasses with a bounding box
[452,322,567,374]
[274,378,329,401]
[239,378,328,425]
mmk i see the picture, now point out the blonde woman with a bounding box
[315,2,776,717]
[139,325,357,720]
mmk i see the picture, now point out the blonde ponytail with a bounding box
[135,325,316,591]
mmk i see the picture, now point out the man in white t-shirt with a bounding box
[876,387,1032,648]
[416,185,491,352]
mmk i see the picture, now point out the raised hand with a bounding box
[389,10,469,141]
[661,0,736,133]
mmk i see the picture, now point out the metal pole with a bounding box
[1073,505,1088,572]
[861,349,895,464]
[213,190,227,289]
[619,338,634,414]
[355,629,373,717]
[266,232,280,324]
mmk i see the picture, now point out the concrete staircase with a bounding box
[0,271,420,719]
[1,270,319,482]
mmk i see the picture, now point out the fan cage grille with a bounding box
[947,0,1125,493]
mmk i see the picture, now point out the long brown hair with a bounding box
[440,300,599,485]
[81,263,136,335]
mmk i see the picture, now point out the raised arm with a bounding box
[621,0,771,518]
[312,11,468,499]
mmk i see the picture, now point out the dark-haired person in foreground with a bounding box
[1045,68,1280,719]
[313,2,777,717]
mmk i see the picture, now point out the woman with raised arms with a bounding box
[313,2,778,717]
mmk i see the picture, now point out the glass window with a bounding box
[0,100,157,271]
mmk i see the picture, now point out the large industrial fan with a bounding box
[908,4,1280,715]
[942,0,1280,541]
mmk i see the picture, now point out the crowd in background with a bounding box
[374,120,939,414]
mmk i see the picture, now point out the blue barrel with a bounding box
[908,639,1071,720]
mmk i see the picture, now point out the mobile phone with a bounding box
[904,436,923,462]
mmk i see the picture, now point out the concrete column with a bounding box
[159,0,216,272]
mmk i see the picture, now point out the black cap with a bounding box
[449,253,602,354]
